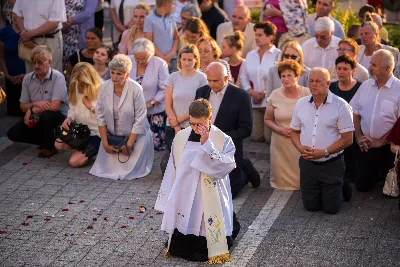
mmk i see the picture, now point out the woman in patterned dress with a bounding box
[62,0,85,71]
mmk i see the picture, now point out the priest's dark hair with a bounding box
[189,98,212,118]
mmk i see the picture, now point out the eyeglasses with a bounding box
[32,60,48,66]
[189,122,205,127]
[283,54,298,60]
[337,48,354,52]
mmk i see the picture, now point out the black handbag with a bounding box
[107,135,131,163]
[55,123,91,149]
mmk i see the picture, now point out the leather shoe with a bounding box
[243,158,260,188]
[38,147,58,158]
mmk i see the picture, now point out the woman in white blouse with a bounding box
[129,38,169,151]
[90,54,154,180]
[241,21,281,143]
[55,63,101,167]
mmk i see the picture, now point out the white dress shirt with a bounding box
[13,0,67,31]
[240,46,281,108]
[302,36,341,69]
[290,91,355,162]
[350,76,400,140]
[209,83,228,124]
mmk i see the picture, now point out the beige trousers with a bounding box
[25,31,63,73]
[251,107,271,143]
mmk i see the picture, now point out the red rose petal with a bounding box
[26,215,33,219]
[68,202,73,204]
[87,225,93,229]
[156,212,163,215]
[121,226,127,229]
[79,200,85,203]
[103,217,109,221]
[149,216,153,218]
[21,222,29,226]
[92,218,97,221]
[125,240,128,242]
[44,218,50,221]
[0,230,7,234]
[129,216,134,220]
[62,209,68,212]
[139,211,143,213]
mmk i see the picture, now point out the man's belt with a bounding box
[34,30,60,39]
[310,153,343,165]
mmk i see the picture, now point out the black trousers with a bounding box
[95,9,104,30]
[5,79,24,117]
[344,140,360,181]
[299,157,345,214]
[7,110,65,149]
[355,145,395,192]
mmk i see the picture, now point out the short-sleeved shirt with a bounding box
[166,71,208,128]
[290,91,355,162]
[0,25,26,76]
[350,76,400,140]
[20,68,69,116]
[143,11,177,57]
[13,0,67,31]
[68,49,95,68]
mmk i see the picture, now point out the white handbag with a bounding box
[383,147,399,197]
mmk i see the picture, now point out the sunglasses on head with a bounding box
[283,54,298,60]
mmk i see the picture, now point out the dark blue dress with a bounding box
[0,25,26,116]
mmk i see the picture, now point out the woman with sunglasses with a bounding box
[265,40,310,97]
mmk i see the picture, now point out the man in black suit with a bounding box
[195,62,260,199]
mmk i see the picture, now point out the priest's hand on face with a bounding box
[198,124,210,145]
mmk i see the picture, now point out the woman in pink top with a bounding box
[118,3,151,55]
[262,0,288,46]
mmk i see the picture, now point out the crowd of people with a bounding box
[1,0,400,264]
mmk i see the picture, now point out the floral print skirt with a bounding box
[147,111,166,152]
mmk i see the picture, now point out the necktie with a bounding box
[119,0,125,26]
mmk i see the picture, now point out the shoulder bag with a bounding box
[55,123,91,150]
[107,135,131,163]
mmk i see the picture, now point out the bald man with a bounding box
[195,62,259,199]
[216,5,257,57]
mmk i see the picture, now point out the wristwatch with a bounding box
[324,149,330,158]
[150,100,155,107]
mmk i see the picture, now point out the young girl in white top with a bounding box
[55,62,102,167]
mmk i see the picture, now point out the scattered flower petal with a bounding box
[139,206,146,213]
[21,222,29,226]
[59,215,65,217]
[125,240,128,242]
[51,215,55,218]
[26,215,33,219]
[149,216,153,218]
[104,217,109,221]
[68,202,73,204]
[128,232,132,236]
[44,212,48,214]
[30,203,34,205]
[156,212,163,215]
[62,209,68,212]
[79,200,85,203]
[249,152,256,155]
[92,218,97,221]
[64,233,68,236]
[129,216,134,220]
[121,226,127,229]
[0,230,7,234]
[150,227,153,230]
[44,218,50,221]
[87,225,93,229]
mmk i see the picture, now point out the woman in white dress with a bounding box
[90,54,154,180]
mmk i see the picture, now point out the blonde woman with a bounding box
[118,2,151,55]
[221,30,245,87]
[165,44,208,151]
[197,36,233,82]
[265,40,310,96]
[55,62,102,167]
[178,17,210,51]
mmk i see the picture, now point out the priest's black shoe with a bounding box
[232,212,240,239]
[342,181,352,202]
[243,158,260,188]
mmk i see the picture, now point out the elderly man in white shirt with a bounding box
[216,4,257,57]
[241,21,281,143]
[302,16,341,69]
[328,38,369,83]
[13,0,67,72]
[290,68,354,214]
[350,49,400,193]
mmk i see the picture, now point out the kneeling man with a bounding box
[155,99,235,263]
[290,68,354,214]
